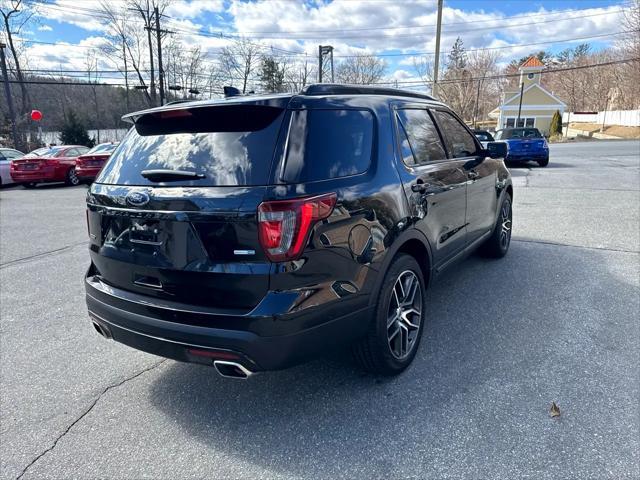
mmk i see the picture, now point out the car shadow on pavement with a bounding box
[148,241,638,477]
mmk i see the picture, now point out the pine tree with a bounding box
[447,37,467,70]
[59,111,95,147]
[550,110,563,137]
[259,57,286,93]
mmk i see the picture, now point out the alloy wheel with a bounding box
[500,199,512,250]
[68,168,80,186]
[387,270,422,359]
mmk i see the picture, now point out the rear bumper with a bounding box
[506,151,548,162]
[85,274,372,371]
[10,168,60,183]
[76,166,101,179]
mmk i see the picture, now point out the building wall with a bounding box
[504,86,561,106]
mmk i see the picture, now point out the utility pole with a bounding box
[0,43,19,149]
[132,5,156,105]
[318,45,334,83]
[473,76,484,128]
[154,6,165,106]
[516,81,524,127]
[432,0,444,98]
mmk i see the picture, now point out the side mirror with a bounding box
[485,141,507,159]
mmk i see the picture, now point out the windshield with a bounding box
[495,128,542,140]
[87,143,118,155]
[24,147,65,158]
[96,105,285,187]
[474,132,494,142]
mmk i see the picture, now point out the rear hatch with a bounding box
[505,136,546,153]
[87,102,288,311]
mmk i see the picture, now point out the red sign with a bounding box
[30,110,43,121]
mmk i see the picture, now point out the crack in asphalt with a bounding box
[0,242,87,269]
[512,238,638,254]
[15,360,167,480]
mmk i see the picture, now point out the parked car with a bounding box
[0,148,25,186]
[75,142,119,183]
[472,129,495,148]
[85,84,512,378]
[494,127,549,167]
[10,145,90,187]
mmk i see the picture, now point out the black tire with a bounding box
[65,167,80,186]
[353,253,427,375]
[481,194,512,258]
[537,156,549,167]
[23,182,37,189]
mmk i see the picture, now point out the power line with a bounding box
[9,57,638,88]
[19,30,634,61]
[165,9,628,41]
[28,0,630,37]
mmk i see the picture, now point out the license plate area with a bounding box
[101,216,209,269]
[21,163,38,170]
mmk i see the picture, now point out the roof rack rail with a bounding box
[300,83,435,101]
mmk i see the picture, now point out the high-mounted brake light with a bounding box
[258,193,337,262]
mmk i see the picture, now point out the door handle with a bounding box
[467,170,479,180]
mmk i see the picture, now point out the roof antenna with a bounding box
[223,86,242,98]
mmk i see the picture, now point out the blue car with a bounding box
[494,127,549,167]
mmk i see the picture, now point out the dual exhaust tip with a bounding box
[91,318,253,379]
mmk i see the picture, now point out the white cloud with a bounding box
[165,0,225,19]
[38,25,53,32]
[23,0,628,88]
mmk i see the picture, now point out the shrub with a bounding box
[550,110,563,137]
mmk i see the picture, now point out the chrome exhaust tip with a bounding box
[89,313,112,339]
[213,360,253,379]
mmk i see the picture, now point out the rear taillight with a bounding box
[45,159,59,166]
[258,193,336,262]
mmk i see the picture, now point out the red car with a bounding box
[75,142,119,182]
[10,145,90,188]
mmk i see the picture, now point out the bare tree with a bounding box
[285,56,315,92]
[99,1,152,105]
[126,0,170,105]
[85,52,101,142]
[335,54,386,85]
[1,0,38,146]
[219,38,263,93]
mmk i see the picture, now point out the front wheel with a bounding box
[353,253,427,375]
[481,194,512,258]
[23,182,37,189]
[65,167,80,186]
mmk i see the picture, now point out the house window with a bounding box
[505,117,535,128]
[527,73,535,79]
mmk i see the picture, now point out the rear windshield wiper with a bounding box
[140,169,206,182]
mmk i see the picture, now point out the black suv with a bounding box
[85,85,512,378]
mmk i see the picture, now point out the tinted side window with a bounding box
[64,148,79,157]
[283,109,373,183]
[434,110,479,158]
[396,109,446,165]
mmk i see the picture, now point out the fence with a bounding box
[563,110,640,127]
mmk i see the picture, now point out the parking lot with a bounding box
[1,140,638,478]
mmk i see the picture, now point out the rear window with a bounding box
[496,128,542,139]
[96,105,285,187]
[25,147,64,158]
[87,143,118,154]
[282,109,373,183]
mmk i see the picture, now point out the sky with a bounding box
[14,0,632,89]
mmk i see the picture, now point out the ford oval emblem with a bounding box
[126,191,150,207]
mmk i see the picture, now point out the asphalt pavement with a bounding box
[1,140,639,479]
